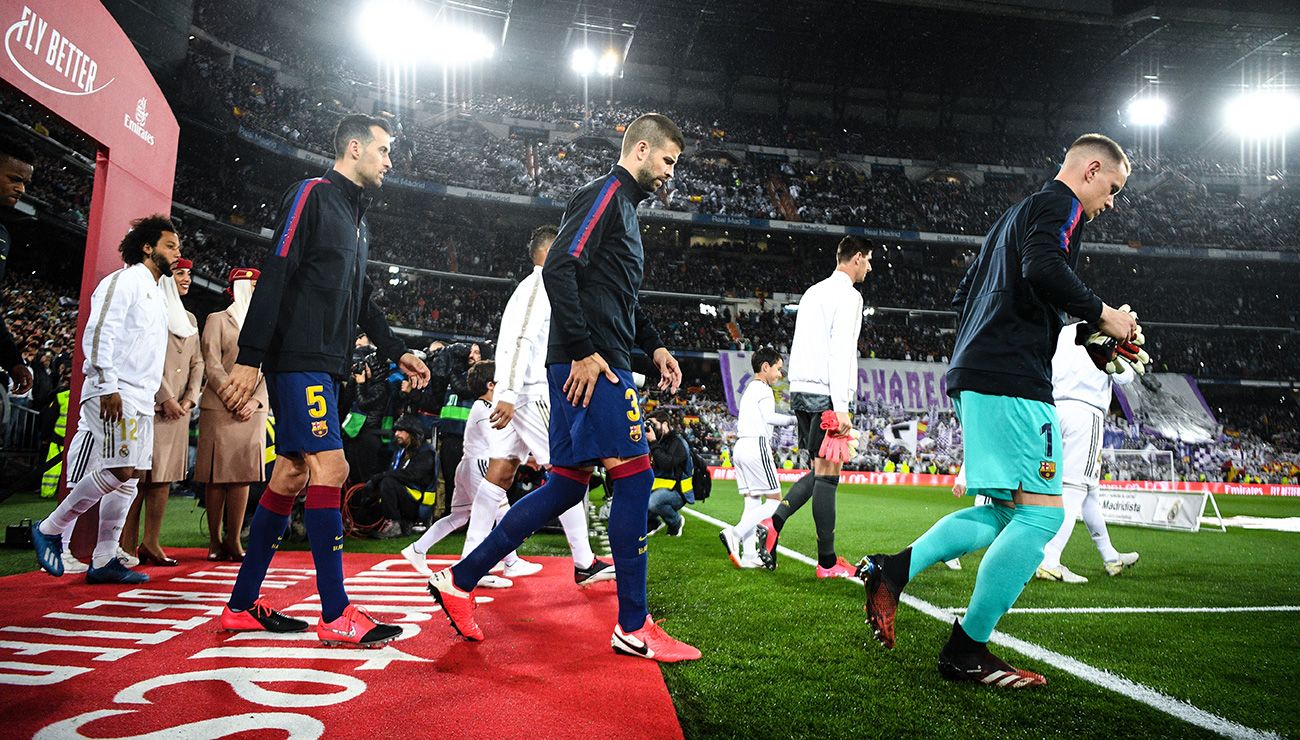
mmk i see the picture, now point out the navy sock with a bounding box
[228,488,293,612]
[451,467,589,592]
[304,485,348,623]
[772,471,815,533]
[606,457,654,633]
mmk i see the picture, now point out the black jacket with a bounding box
[948,180,1104,404]
[237,169,406,377]
[374,443,436,491]
[543,165,665,370]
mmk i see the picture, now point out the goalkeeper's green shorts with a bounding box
[954,390,1063,500]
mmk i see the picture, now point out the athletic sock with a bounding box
[558,501,595,569]
[1081,484,1120,562]
[91,479,137,568]
[451,466,589,592]
[1040,484,1086,571]
[810,475,840,568]
[906,499,1014,582]
[960,503,1065,642]
[41,469,124,535]
[604,457,654,632]
[461,479,509,557]
[228,488,294,612]
[732,496,761,539]
[303,485,349,623]
[771,471,815,533]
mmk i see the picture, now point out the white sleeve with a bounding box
[493,278,546,407]
[83,271,133,395]
[759,393,797,427]
[956,463,966,485]
[827,291,863,413]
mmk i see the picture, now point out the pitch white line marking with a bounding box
[683,507,1280,740]
[945,606,1300,615]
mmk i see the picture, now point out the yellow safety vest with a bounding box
[40,390,70,498]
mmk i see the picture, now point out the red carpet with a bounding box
[0,550,683,739]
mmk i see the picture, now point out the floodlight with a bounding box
[570,47,596,76]
[597,49,620,77]
[359,0,436,64]
[1126,98,1168,127]
[1225,91,1300,138]
[429,26,495,65]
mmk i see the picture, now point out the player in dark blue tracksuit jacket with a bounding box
[859,134,1139,687]
[217,115,430,648]
[430,114,703,663]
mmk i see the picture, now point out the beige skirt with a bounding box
[146,414,192,483]
[195,408,267,484]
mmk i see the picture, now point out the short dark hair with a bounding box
[0,139,35,168]
[751,347,783,373]
[118,215,178,265]
[836,235,874,264]
[528,224,559,256]
[649,409,677,431]
[1068,133,1130,172]
[621,113,685,157]
[467,359,496,398]
[333,115,392,159]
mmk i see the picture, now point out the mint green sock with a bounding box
[908,501,1013,581]
[960,503,1065,642]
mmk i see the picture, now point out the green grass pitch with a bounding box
[4,482,1297,738]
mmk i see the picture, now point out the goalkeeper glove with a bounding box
[818,410,861,463]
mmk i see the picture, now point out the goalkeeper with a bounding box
[754,236,873,579]
[1035,318,1147,583]
[857,134,1138,688]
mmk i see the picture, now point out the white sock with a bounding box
[1040,483,1086,571]
[92,479,138,568]
[41,469,124,536]
[497,500,521,566]
[732,497,760,539]
[461,479,509,557]
[735,497,779,541]
[1082,484,1120,562]
[558,502,594,569]
[410,498,471,555]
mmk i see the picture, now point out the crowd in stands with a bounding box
[173,32,1300,251]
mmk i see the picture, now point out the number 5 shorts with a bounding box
[64,394,155,483]
[266,371,343,456]
[546,364,650,469]
[953,389,1062,500]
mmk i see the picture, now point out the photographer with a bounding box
[646,410,696,538]
[408,341,491,511]
[354,415,437,538]
[343,346,410,482]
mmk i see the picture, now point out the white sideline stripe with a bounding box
[944,606,1300,615]
[682,507,1279,740]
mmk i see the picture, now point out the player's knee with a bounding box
[108,466,135,482]
[485,458,516,488]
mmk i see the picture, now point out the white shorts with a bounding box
[1058,400,1103,487]
[484,397,551,467]
[64,395,154,483]
[452,456,489,511]
[733,437,780,496]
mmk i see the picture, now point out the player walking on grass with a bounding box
[31,216,180,584]
[426,114,700,662]
[1035,320,1145,583]
[858,134,1139,687]
[754,236,871,578]
[215,114,430,648]
[720,347,796,568]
